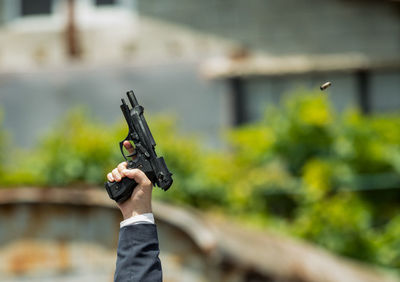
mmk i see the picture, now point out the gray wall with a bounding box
[136,0,400,123]
[137,0,400,58]
[371,71,400,112]
[0,62,229,148]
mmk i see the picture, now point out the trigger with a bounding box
[127,149,137,158]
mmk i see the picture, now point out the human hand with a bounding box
[106,141,153,220]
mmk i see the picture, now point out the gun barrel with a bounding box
[127,91,139,107]
[140,115,156,147]
[120,99,132,125]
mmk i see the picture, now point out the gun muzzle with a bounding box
[127,91,139,107]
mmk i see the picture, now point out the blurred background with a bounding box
[0,0,400,281]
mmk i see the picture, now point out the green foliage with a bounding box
[374,215,400,268]
[199,92,400,270]
[150,118,229,207]
[33,109,122,186]
[2,92,400,272]
[1,109,123,186]
[293,193,375,261]
[264,92,335,174]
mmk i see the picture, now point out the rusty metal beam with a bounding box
[66,0,81,59]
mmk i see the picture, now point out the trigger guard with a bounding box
[119,141,128,161]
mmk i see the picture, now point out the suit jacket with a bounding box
[114,224,162,282]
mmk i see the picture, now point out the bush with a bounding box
[1,109,123,186]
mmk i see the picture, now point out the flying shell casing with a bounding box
[320,82,332,91]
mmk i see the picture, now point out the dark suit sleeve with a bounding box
[114,224,162,282]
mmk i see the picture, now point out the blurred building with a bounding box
[0,0,234,148]
[0,0,399,146]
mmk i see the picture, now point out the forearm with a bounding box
[115,223,162,282]
[107,162,162,281]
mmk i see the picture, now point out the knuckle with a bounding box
[107,173,113,180]
[118,162,127,169]
[112,169,121,180]
[117,164,126,174]
[143,180,152,187]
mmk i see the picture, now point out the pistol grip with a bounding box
[105,177,138,203]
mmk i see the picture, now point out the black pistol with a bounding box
[105,91,173,203]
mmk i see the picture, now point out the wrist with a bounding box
[123,209,152,220]
[120,213,155,228]
[119,201,152,220]
[115,179,153,220]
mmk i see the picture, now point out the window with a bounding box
[95,0,117,6]
[21,0,52,16]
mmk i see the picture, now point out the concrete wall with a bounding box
[0,188,397,282]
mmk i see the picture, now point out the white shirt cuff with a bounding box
[120,213,155,228]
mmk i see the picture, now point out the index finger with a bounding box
[122,168,152,187]
[123,140,136,159]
